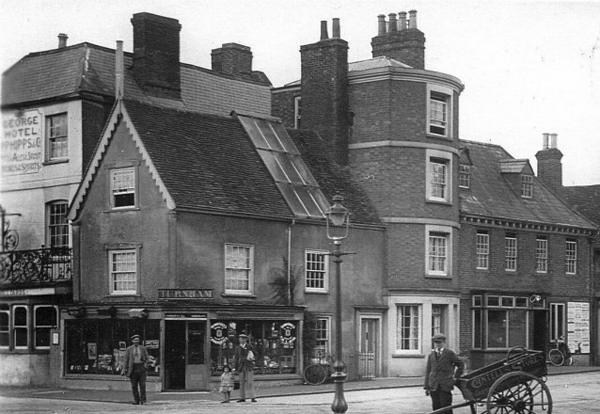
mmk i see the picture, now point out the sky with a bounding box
[1,0,599,186]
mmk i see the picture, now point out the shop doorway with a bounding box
[532,310,548,352]
[164,320,207,391]
[359,317,380,378]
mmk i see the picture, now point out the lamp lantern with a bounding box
[326,195,350,242]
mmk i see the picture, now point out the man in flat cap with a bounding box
[233,333,257,402]
[122,334,150,405]
[424,333,464,413]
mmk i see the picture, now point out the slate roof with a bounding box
[75,99,381,224]
[349,56,412,71]
[459,140,596,230]
[559,185,600,227]
[2,43,271,116]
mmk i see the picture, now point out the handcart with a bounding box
[429,347,552,414]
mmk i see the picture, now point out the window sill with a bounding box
[43,159,69,166]
[392,353,425,359]
[425,199,452,206]
[426,133,453,141]
[305,290,329,295]
[425,274,451,279]
[105,207,141,213]
[221,293,256,299]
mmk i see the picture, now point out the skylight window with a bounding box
[237,115,329,219]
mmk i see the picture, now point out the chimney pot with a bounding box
[377,14,387,35]
[399,12,407,30]
[388,13,398,32]
[542,133,550,149]
[320,20,329,40]
[332,18,340,38]
[58,33,68,48]
[409,10,418,29]
[550,133,558,149]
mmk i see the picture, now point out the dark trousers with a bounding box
[130,363,147,403]
[430,387,453,413]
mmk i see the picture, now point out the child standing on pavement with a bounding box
[219,365,234,403]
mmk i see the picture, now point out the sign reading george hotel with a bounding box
[158,289,214,299]
[2,110,43,175]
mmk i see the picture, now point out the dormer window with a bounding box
[459,165,471,188]
[521,175,533,198]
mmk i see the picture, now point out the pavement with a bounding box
[0,364,598,405]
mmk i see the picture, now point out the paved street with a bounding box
[1,371,599,413]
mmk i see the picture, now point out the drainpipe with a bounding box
[287,219,296,306]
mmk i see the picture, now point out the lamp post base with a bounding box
[331,360,348,413]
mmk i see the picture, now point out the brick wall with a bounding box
[271,88,299,129]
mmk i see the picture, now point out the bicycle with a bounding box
[303,352,332,385]
[548,338,573,366]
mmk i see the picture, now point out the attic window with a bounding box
[459,165,471,188]
[111,167,136,208]
[521,175,533,198]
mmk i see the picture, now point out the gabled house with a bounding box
[64,97,384,391]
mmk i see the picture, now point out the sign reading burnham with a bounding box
[158,289,214,299]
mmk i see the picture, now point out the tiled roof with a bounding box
[459,140,596,230]
[559,185,600,227]
[98,100,380,224]
[499,159,532,174]
[2,43,271,117]
[349,56,412,71]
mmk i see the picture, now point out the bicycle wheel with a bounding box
[303,364,328,385]
[548,349,564,366]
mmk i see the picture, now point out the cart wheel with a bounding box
[548,349,564,366]
[485,371,552,414]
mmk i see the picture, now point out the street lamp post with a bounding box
[326,195,351,414]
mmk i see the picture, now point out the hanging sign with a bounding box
[211,322,228,344]
[280,322,296,344]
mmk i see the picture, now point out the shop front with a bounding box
[61,304,304,391]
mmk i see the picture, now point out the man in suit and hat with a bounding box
[424,333,464,413]
[122,334,150,405]
[233,333,257,402]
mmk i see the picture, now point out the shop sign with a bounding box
[158,289,214,299]
[0,287,55,297]
[211,322,228,344]
[280,322,296,344]
[2,110,43,175]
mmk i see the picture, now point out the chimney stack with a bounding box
[115,40,124,100]
[371,10,426,69]
[300,19,350,165]
[131,12,182,100]
[58,33,68,49]
[536,133,563,192]
[211,43,253,77]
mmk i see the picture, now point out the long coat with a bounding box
[233,343,255,372]
[424,348,464,392]
[123,344,150,377]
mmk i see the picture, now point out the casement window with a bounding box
[46,113,68,161]
[34,306,58,349]
[225,244,254,294]
[109,249,138,295]
[521,175,533,198]
[549,303,565,342]
[305,250,328,292]
[110,167,136,209]
[426,225,452,277]
[294,96,302,129]
[314,317,331,357]
[0,304,9,348]
[458,164,471,188]
[426,150,452,203]
[396,305,420,351]
[47,200,69,248]
[476,231,489,270]
[505,235,517,271]
[536,238,548,273]
[565,240,577,274]
[472,295,529,349]
[13,305,28,349]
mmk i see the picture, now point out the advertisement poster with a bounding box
[567,302,590,354]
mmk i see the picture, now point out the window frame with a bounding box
[13,305,29,350]
[565,240,577,275]
[294,96,302,129]
[396,304,421,354]
[476,231,489,270]
[314,316,331,358]
[426,149,453,204]
[34,305,58,350]
[427,84,453,139]
[305,249,329,293]
[224,243,254,295]
[458,164,471,188]
[505,235,518,272]
[0,305,9,349]
[550,303,565,342]
[47,200,70,248]
[108,248,139,295]
[472,294,530,349]
[46,112,68,161]
[536,238,548,273]
[521,175,533,198]
[110,166,137,209]
[426,225,452,277]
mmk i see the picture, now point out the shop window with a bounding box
[476,231,489,270]
[65,319,160,376]
[505,234,517,271]
[109,249,138,295]
[314,317,331,358]
[472,294,529,349]
[396,305,420,352]
[13,306,28,349]
[34,306,58,349]
[110,167,136,209]
[565,240,577,274]
[210,320,298,376]
[47,200,70,248]
[225,244,254,294]
[305,250,328,292]
[0,304,9,348]
[46,112,68,161]
[536,238,548,273]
